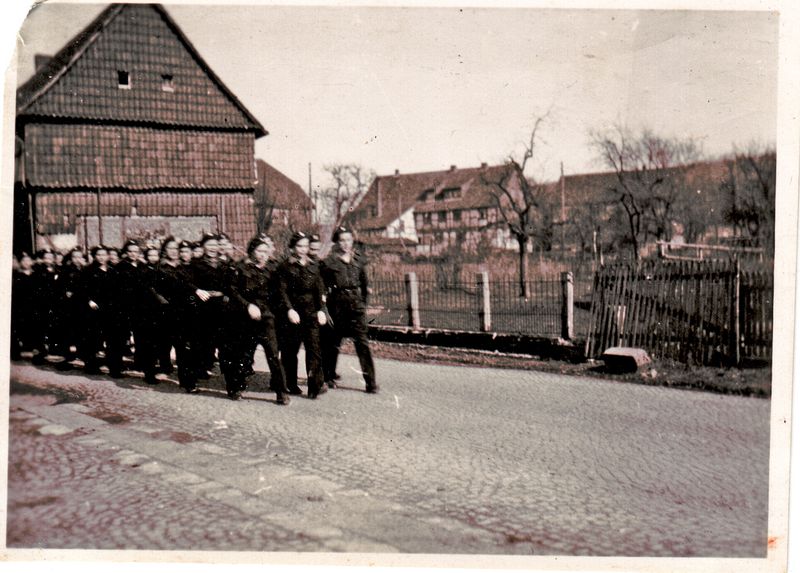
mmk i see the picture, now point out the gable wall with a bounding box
[23,4,254,130]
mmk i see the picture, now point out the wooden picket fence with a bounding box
[584,259,773,366]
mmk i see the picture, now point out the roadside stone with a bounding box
[601,346,652,373]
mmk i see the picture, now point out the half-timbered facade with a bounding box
[347,163,520,256]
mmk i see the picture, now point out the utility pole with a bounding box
[308,162,316,225]
[96,187,103,244]
[560,161,566,262]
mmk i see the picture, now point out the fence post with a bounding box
[405,272,421,330]
[730,260,741,366]
[561,271,574,340]
[476,271,491,332]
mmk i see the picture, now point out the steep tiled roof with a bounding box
[17,4,266,136]
[349,164,514,230]
[255,159,313,211]
[23,124,255,190]
[552,159,735,211]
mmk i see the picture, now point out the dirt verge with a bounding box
[340,340,771,398]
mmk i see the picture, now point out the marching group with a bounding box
[10,228,378,405]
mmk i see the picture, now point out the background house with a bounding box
[254,159,315,247]
[347,163,522,256]
[547,157,757,259]
[14,3,267,252]
[349,155,771,262]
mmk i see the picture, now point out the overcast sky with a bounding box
[13,2,778,191]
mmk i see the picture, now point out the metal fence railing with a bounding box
[367,279,408,327]
[367,273,578,339]
[489,279,561,337]
[367,261,773,365]
[416,280,481,332]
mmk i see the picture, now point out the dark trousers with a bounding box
[223,317,288,396]
[30,307,53,358]
[11,311,37,359]
[155,308,174,371]
[131,313,160,381]
[80,310,125,374]
[192,300,223,373]
[327,307,376,389]
[279,317,323,396]
[51,302,81,359]
[320,323,337,382]
[172,310,196,390]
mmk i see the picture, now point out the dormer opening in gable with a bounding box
[117,70,131,89]
[161,74,175,92]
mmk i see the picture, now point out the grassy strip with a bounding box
[340,340,771,398]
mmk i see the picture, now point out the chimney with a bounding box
[480,162,488,169]
[450,165,457,172]
[394,169,400,176]
[34,54,51,71]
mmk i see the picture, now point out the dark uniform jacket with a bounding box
[81,263,120,315]
[190,257,228,294]
[12,270,37,322]
[227,259,281,320]
[321,252,369,313]
[33,263,59,321]
[156,261,195,307]
[57,262,85,307]
[115,259,163,312]
[277,257,325,319]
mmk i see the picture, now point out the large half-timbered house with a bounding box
[347,163,521,256]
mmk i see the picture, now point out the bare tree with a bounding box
[482,116,551,298]
[319,163,375,229]
[590,125,702,261]
[720,145,776,253]
[564,199,604,263]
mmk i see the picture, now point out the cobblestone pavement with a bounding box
[7,352,770,556]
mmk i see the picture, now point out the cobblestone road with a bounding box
[7,352,769,556]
